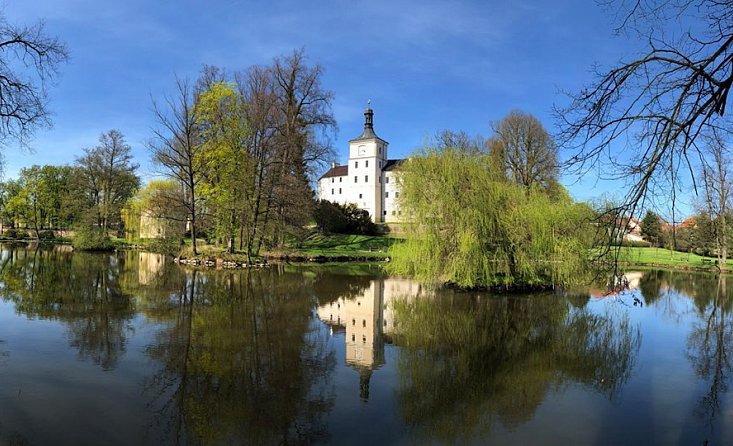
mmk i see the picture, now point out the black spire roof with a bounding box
[350,100,387,143]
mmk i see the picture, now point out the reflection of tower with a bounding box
[138,252,166,285]
[345,280,385,373]
[359,369,373,401]
[315,277,425,402]
[316,280,385,402]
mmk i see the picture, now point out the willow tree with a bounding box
[387,148,594,288]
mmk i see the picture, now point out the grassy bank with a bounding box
[267,233,398,259]
[613,247,728,270]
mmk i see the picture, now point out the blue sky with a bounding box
[2,0,670,212]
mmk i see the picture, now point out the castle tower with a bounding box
[347,102,388,221]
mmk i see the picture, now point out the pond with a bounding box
[0,244,730,445]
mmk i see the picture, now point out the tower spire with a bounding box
[364,100,374,132]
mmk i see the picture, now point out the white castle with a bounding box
[317,104,405,222]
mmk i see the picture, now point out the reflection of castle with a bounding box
[138,252,166,285]
[316,278,423,401]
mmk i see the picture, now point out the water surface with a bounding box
[0,245,730,445]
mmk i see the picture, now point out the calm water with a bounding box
[0,245,731,445]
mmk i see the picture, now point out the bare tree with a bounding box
[75,130,139,232]
[268,49,336,247]
[0,15,68,147]
[700,127,733,271]
[148,78,205,255]
[489,110,558,190]
[431,129,486,154]
[557,0,733,222]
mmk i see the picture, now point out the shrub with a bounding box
[72,228,115,251]
[145,238,181,256]
[313,200,378,235]
[38,230,56,241]
[5,228,29,240]
[611,239,652,248]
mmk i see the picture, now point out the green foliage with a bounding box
[313,200,378,235]
[611,239,652,248]
[387,148,594,288]
[72,227,115,251]
[37,230,56,241]
[4,228,29,240]
[640,210,662,246]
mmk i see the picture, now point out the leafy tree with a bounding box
[488,110,558,191]
[640,210,662,247]
[196,81,251,253]
[0,178,22,229]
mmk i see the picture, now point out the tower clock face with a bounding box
[358,145,366,156]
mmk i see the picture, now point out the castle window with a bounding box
[363,319,366,327]
[331,178,334,183]
[331,189,334,194]
[354,176,357,183]
[392,210,396,216]
[359,194,362,199]
[386,176,390,184]
[339,188,342,194]
[395,192,400,198]
[352,318,355,326]
[385,192,389,198]
[355,161,358,168]
[339,177,342,182]
[379,147,382,154]
[352,334,355,342]
[365,175,368,182]
[384,211,387,215]
[378,176,381,184]
[366,160,369,168]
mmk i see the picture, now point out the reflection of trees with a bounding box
[143,268,336,445]
[0,245,134,370]
[686,275,733,429]
[392,293,640,444]
[0,339,6,368]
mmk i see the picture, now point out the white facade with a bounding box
[317,106,404,223]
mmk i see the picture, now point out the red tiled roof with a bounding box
[319,165,348,180]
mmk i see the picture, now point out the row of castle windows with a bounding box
[330,189,399,199]
[330,174,392,183]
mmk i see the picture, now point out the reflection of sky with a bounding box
[2,269,733,445]
[0,300,166,445]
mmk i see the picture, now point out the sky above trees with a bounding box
[2,0,646,206]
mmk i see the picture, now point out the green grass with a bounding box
[276,233,400,258]
[612,247,727,269]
